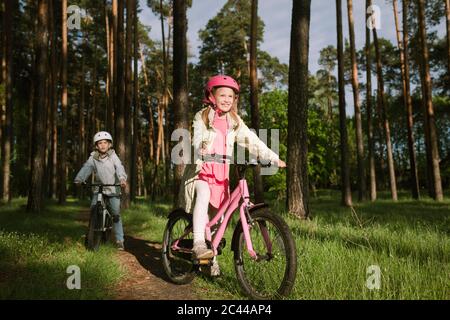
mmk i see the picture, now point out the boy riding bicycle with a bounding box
[74,131,127,250]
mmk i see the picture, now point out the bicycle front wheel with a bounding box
[161,210,196,284]
[233,208,297,299]
[86,204,103,251]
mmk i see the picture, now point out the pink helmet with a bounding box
[203,74,240,106]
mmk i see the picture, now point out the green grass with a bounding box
[0,198,125,299]
[124,190,450,300]
[1,191,449,300]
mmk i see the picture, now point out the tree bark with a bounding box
[122,0,133,208]
[373,27,398,201]
[58,0,67,204]
[287,0,311,218]
[131,0,139,202]
[172,0,189,208]
[445,0,450,85]
[417,0,443,201]
[27,0,49,213]
[365,0,376,201]
[1,0,13,202]
[347,0,365,201]
[395,0,419,199]
[116,0,127,206]
[336,0,352,207]
[250,0,264,204]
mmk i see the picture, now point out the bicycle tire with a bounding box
[161,210,196,284]
[86,204,103,251]
[233,208,297,299]
[103,212,112,244]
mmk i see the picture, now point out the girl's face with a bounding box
[96,140,111,154]
[213,87,236,114]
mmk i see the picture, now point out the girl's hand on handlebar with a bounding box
[198,141,209,156]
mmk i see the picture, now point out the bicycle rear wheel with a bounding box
[161,210,196,284]
[86,204,103,251]
[233,208,297,299]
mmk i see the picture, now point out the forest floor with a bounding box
[77,209,197,300]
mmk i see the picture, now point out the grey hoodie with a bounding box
[74,149,127,196]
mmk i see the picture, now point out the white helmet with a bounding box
[93,131,113,145]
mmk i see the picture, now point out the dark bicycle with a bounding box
[81,183,122,251]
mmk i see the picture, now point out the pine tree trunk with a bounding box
[287,0,311,218]
[116,0,127,206]
[122,0,133,208]
[131,0,139,202]
[365,0,376,201]
[27,0,49,213]
[50,10,58,201]
[173,0,189,208]
[347,0,365,201]
[417,0,443,201]
[1,0,13,202]
[58,0,67,204]
[373,27,398,201]
[395,0,419,199]
[250,0,264,204]
[445,0,450,85]
[336,0,352,207]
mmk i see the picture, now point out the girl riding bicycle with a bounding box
[178,75,286,274]
[74,131,128,250]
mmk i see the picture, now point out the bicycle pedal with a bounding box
[195,258,212,265]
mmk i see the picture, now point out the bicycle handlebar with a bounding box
[202,153,274,168]
[75,182,122,187]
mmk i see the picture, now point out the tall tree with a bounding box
[373,22,398,201]
[48,0,58,199]
[347,0,365,201]
[122,0,134,208]
[1,0,13,202]
[131,0,140,202]
[172,0,189,207]
[58,0,67,204]
[394,0,419,199]
[249,0,264,203]
[27,0,49,213]
[116,0,127,206]
[445,0,450,82]
[417,0,443,201]
[287,0,311,219]
[336,0,352,207]
[366,0,376,201]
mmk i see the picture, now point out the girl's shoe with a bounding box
[193,242,213,259]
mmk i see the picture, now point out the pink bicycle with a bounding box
[161,155,297,299]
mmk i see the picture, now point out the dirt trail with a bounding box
[78,210,198,300]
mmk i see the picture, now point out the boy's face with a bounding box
[96,140,111,154]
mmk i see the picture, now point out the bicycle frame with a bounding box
[209,177,259,258]
[91,184,117,233]
[172,176,263,260]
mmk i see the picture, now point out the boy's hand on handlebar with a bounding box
[278,159,287,168]
[120,179,127,188]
